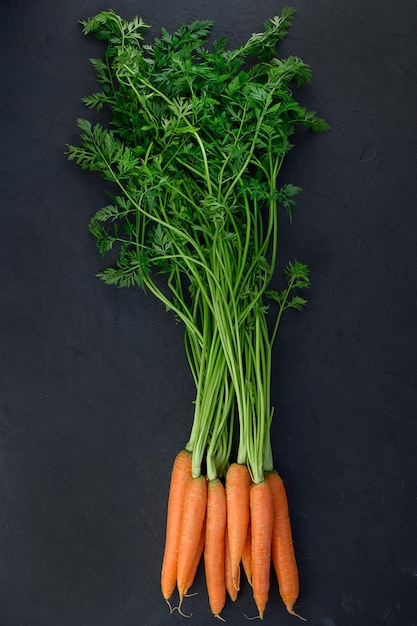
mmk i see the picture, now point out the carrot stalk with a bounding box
[204,478,227,619]
[225,462,251,591]
[161,449,192,605]
[266,470,305,621]
[250,480,274,620]
[177,475,208,605]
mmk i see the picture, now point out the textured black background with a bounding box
[1,0,417,625]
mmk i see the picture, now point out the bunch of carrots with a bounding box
[68,6,328,621]
[162,451,305,621]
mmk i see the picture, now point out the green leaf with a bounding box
[284,260,310,289]
[97,248,150,289]
[82,91,111,111]
[91,203,120,222]
[88,220,117,255]
[268,56,312,88]
[265,289,285,305]
[151,223,173,254]
[89,58,112,84]
[228,6,296,63]
[81,10,149,46]
[277,183,302,221]
[287,295,308,310]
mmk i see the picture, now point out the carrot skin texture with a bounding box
[161,449,192,601]
[266,470,302,618]
[250,480,274,620]
[186,519,206,594]
[241,524,253,587]
[225,528,238,601]
[204,478,227,617]
[176,475,208,602]
[225,463,251,590]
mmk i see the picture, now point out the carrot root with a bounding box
[163,597,174,614]
[225,528,238,602]
[204,478,227,618]
[266,470,303,620]
[243,612,263,621]
[185,519,206,595]
[241,524,253,587]
[177,475,208,603]
[161,449,192,603]
[176,601,193,619]
[250,480,273,620]
[225,463,251,591]
[214,614,226,622]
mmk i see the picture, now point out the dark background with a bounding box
[1,0,417,624]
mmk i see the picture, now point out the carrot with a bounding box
[186,518,206,594]
[161,449,192,605]
[176,474,208,605]
[225,528,238,602]
[266,470,305,621]
[241,523,253,587]
[249,480,274,619]
[225,462,251,590]
[204,478,227,619]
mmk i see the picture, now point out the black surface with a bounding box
[1,1,417,625]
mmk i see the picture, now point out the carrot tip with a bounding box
[243,612,263,621]
[227,589,238,602]
[164,598,174,614]
[176,600,192,619]
[288,608,306,621]
[214,614,226,622]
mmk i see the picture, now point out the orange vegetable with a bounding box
[225,463,251,590]
[176,475,208,604]
[204,478,227,618]
[241,523,253,587]
[250,480,274,619]
[225,528,238,602]
[186,518,206,594]
[161,449,192,604]
[266,470,305,620]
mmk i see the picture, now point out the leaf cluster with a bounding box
[68,8,328,302]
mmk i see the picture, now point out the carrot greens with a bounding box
[68,6,328,618]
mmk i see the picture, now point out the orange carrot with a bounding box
[186,518,206,594]
[266,470,305,621]
[204,478,227,618]
[225,463,251,591]
[161,449,192,604]
[241,523,253,587]
[250,480,274,619]
[225,528,238,602]
[177,475,208,605]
